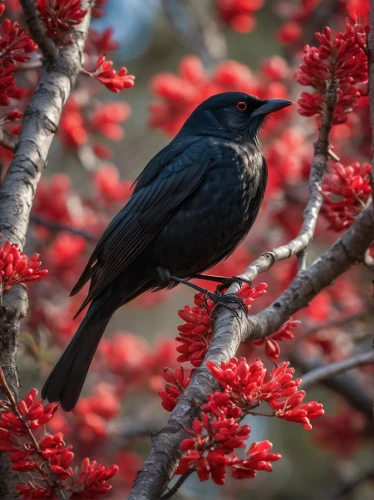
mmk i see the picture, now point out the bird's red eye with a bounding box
[236,101,247,111]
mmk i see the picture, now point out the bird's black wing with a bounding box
[71,138,217,314]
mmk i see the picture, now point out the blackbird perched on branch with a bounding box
[42,92,292,411]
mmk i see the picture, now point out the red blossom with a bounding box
[37,0,87,45]
[176,283,267,367]
[92,0,108,18]
[177,391,280,485]
[253,318,301,363]
[59,97,131,156]
[322,161,372,231]
[0,19,37,70]
[94,164,133,206]
[85,54,135,93]
[86,28,119,55]
[312,405,367,456]
[0,369,118,499]
[158,366,192,411]
[149,55,291,135]
[207,358,324,429]
[216,0,264,33]
[72,384,121,443]
[0,234,48,292]
[296,20,368,124]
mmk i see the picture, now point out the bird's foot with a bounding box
[207,290,247,316]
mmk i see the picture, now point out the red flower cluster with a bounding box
[33,173,102,235]
[86,27,119,55]
[253,318,301,363]
[176,283,267,367]
[0,234,48,292]
[216,0,264,33]
[60,97,131,159]
[312,405,366,456]
[322,161,372,231]
[84,55,135,93]
[72,384,121,443]
[159,366,192,411]
[37,0,87,45]
[0,17,37,106]
[296,20,368,124]
[0,369,118,499]
[177,391,281,484]
[207,357,324,430]
[94,164,133,207]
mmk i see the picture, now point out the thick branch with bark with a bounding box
[128,204,373,500]
[0,4,92,497]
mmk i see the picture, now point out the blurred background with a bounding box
[3,0,373,498]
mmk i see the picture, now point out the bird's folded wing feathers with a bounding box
[70,139,217,313]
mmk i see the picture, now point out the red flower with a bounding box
[72,384,121,442]
[313,405,366,456]
[0,234,48,292]
[296,20,368,124]
[92,0,108,18]
[37,0,87,45]
[216,0,264,33]
[177,391,281,485]
[86,54,135,93]
[230,440,281,479]
[0,68,25,106]
[94,164,133,206]
[149,55,291,136]
[277,21,302,44]
[158,366,192,411]
[86,28,119,54]
[253,318,301,363]
[322,161,372,231]
[0,369,118,499]
[0,19,37,70]
[71,458,119,498]
[176,283,267,367]
[90,102,131,140]
[207,358,324,429]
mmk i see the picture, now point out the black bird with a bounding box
[42,92,292,411]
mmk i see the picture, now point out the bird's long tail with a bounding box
[41,294,113,412]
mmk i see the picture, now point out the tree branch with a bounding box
[19,0,58,62]
[128,205,373,500]
[0,4,92,497]
[290,352,373,419]
[299,351,374,389]
[30,214,97,242]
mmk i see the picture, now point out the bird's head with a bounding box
[178,92,293,142]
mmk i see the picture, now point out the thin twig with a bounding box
[290,350,373,419]
[160,471,194,500]
[333,469,374,498]
[19,0,58,62]
[299,351,374,389]
[295,309,371,342]
[30,214,97,242]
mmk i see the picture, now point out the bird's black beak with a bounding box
[252,98,293,117]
